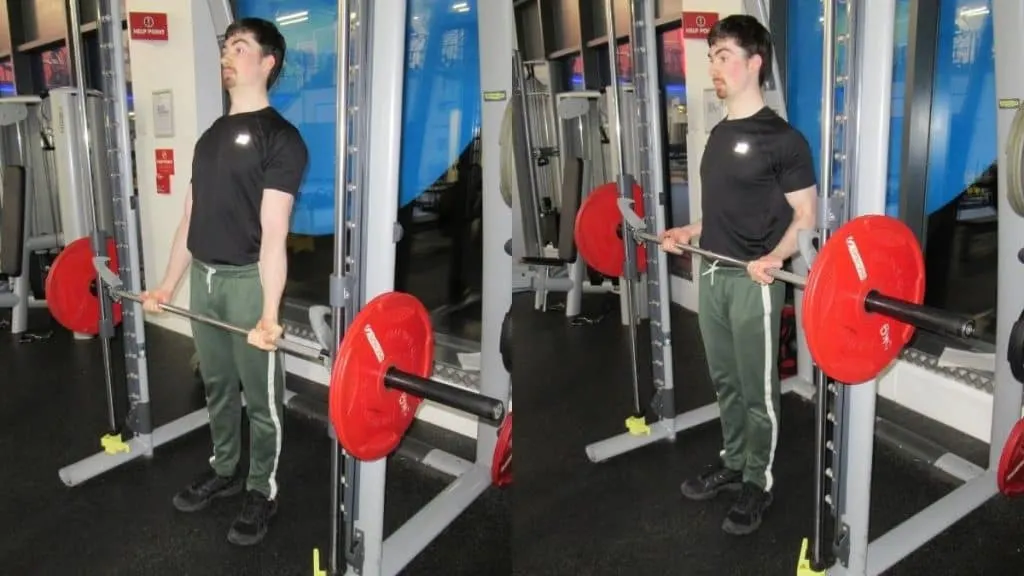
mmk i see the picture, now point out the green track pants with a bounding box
[698,260,785,492]
[190,260,285,500]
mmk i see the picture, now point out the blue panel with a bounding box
[234,2,340,235]
[887,2,911,217]
[234,1,483,232]
[399,0,481,208]
[786,0,911,217]
[784,0,823,179]
[924,1,995,215]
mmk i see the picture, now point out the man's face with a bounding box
[707,37,761,100]
[221,32,272,90]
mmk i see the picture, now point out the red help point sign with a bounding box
[129,12,169,41]
[682,12,719,40]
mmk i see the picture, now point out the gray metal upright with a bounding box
[628,0,675,428]
[66,0,120,438]
[832,1,895,572]
[475,0,515,468]
[98,0,152,456]
[345,1,401,573]
[328,0,367,572]
[989,0,1024,470]
[602,0,645,424]
[809,0,855,568]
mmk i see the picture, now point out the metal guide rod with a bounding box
[512,50,546,250]
[331,0,374,572]
[815,0,856,565]
[99,0,150,441]
[67,0,119,433]
[812,0,840,569]
[108,288,329,364]
[627,0,673,420]
[633,230,805,285]
[331,0,359,572]
[630,227,978,339]
[329,0,353,571]
[831,0,861,558]
[603,0,645,418]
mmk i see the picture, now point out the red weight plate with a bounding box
[573,182,648,278]
[45,236,122,335]
[802,215,924,384]
[998,418,1024,496]
[492,410,512,487]
[329,292,435,461]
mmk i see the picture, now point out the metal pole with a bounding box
[603,0,644,418]
[811,0,838,568]
[330,1,353,572]
[512,51,546,250]
[67,0,119,434]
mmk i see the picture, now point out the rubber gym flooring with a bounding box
[0,309,509,576]
[512,292,1024,576]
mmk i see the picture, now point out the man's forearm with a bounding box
[160,218,193,293]
[259,243,288,322]
[768,211,816,261]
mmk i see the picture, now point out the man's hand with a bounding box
[747,254,784,285]
[659,224,699,254]
[140,287,172,314]
[248,317,284,351]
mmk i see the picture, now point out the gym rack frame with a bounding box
[52,2,512,574]
[583,0,789,465]
[799,2,1024,574]
[317,2,511,575]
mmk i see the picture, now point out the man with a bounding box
[140,18,308,546]
[659,15,817,536]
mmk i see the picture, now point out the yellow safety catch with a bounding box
[312,548,327,576]
[101,433,130,455]
[796,538,826,575]
[625,415,650,436]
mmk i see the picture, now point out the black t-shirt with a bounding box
[188,107,309,266]
[698,106,816,262]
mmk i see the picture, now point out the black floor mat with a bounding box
[0,310,509,576]
[512,292,1024,576]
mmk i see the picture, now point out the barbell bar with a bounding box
[43,237,505,445]
[627,225,976,341]
[571,183,980,384]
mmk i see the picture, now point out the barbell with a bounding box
[45,236,511,469]
[573,182,979,385]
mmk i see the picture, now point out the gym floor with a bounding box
[512,292,1024,576]
[0,310,509,576]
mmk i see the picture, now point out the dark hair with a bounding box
[224,18,287,89]
[707,15,773,86]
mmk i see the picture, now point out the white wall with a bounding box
[126,0,225,337]
[670,3,744,312]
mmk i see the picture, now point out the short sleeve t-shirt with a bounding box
[698,106,816,261]
[188,107,309,266]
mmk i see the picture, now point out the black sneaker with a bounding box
[172,470,244,513]
[722,482,773,536]
[680,464,743,501]
[227,491,278,547]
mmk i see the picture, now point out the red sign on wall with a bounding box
[156,173,172,195]
[682,12,719,40]
[129,12,169,41]
[155,149,175,176]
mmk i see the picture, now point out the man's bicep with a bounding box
[183,184,194,221]
[783,185,817,215]
[260,189,295,241]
